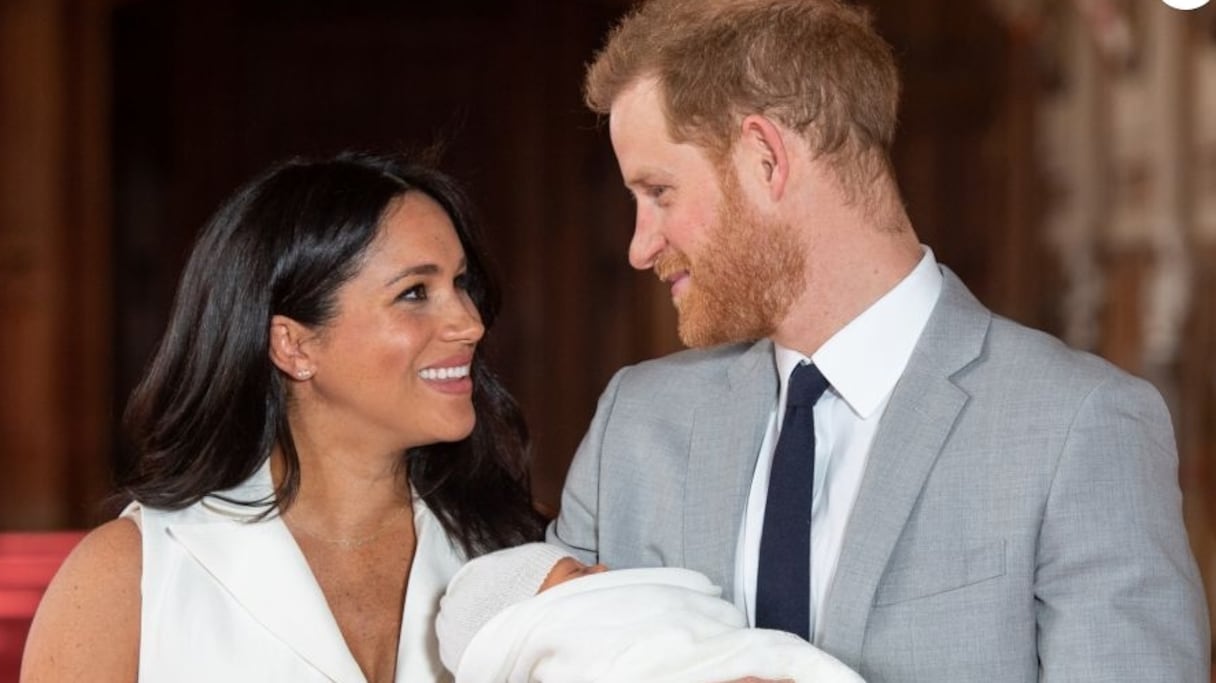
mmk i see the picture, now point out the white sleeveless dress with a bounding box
[122,463,465,682]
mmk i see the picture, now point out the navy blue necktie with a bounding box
[755,362,829,640]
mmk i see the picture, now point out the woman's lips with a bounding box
[418,358,474,394]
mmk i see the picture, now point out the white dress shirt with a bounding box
[734,247,943,641]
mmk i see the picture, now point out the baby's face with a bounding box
[537,557,608,593]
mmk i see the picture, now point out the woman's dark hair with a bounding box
[121,151,544,557]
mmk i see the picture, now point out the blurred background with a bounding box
[1,0,1215,673]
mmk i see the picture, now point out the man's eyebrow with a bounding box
[625,168,672,187]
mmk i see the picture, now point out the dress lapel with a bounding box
[397,499,463,682]
[684,340,777,599]
[166,467,368,683]
[817,269,989,665]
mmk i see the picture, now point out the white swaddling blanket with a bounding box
[454,567,865,683]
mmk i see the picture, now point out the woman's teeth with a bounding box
[419,365,471,381]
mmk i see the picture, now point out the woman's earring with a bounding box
[295,368,313,380]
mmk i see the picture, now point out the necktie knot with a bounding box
[787,363,829,409]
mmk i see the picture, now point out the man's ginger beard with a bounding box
[655,173,806,348]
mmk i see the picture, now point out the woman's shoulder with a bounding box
[20,518,141,682]
[62,517,143,573]
[33,518,142,613]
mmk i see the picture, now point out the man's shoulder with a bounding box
[936,268,1136,391]
[592,341,766,421]
[975,313,1155,400]
[988,315,1111,372]
[616,341,758,388]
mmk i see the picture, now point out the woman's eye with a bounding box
[454,272,470,290]
[398,284,427,301]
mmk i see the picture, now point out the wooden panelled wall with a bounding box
[1,0,1213,629]
[0,0,112,528]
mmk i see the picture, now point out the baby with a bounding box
[436,543,865,683]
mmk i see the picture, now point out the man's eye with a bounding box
[398,284,427,301]
[646,185,669,199]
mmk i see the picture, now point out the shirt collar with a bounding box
[774,246,943,418]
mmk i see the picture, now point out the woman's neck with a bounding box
[270,442,411,537]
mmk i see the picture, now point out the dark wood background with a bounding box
[0,0,1065,524]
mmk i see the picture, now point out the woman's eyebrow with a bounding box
[384,263,439,287]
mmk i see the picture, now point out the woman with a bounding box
[21,152,545,682]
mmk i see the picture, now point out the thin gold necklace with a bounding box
[284,505,410,549]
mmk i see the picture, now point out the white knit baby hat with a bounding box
[436,542,573,674]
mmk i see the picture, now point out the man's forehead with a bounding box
[608,77,664,128]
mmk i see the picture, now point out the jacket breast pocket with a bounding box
[872,538,1006,606]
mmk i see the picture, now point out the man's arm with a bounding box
[546,368,629,566]
[1035,372,1209,680]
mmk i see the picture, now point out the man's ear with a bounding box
[269,315,317,381]
[736,114,791,202]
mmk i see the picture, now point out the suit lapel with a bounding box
[817,269,990,665]
[684,340,777,598]
[167,470,367,683]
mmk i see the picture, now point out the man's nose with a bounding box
[628,210,664,270]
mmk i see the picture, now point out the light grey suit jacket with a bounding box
[549,268,1209,682]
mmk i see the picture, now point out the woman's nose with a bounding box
[444,294,484,344]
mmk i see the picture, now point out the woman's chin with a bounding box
[436,416,477,445]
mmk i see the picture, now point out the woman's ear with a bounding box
[736,114,791,202]
[269,315,317,381]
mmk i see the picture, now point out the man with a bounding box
[547,0,1210,680]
